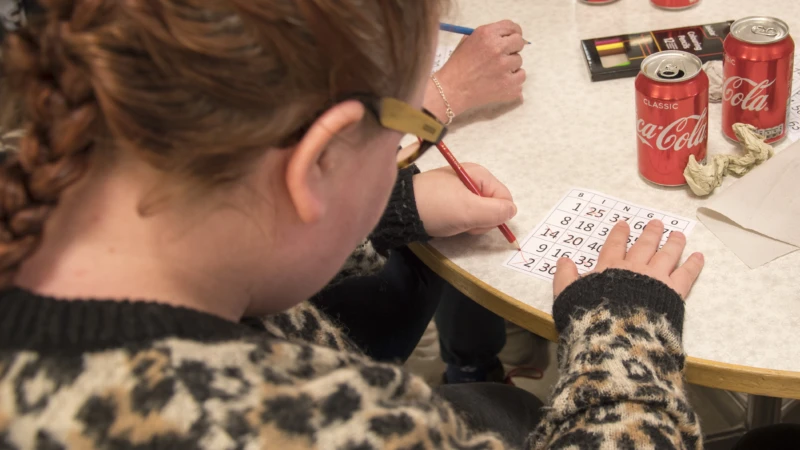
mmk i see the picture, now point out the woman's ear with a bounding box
[284,100,366,224]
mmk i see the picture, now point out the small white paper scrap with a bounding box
[432,45,456,73]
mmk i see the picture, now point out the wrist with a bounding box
[428,71,466,121]
[424,78,450,124]
[428,74,455,125]
[368,165,430,254]
[553,269,685,338]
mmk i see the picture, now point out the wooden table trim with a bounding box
[410,242,800,400]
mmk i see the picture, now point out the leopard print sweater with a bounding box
[0,270,702,450]
[0,169,701,449]
[531,270,700,449]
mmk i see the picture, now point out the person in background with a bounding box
[313,19,528,384]
[0,0,711,448]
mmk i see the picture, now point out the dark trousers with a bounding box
[312,246,506,367]
[436,383,544,447]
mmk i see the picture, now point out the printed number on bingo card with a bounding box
[503,188,696,281]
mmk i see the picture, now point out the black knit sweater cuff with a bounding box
[369,165,430,255]
[553,269,685,338]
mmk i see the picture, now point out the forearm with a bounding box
[530,270,702,449]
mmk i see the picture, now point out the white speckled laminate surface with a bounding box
[415,0,800,375]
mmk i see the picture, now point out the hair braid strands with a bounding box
[0,0,101,286]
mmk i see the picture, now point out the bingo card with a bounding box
[432,45,456,73]
[504,188,696,281]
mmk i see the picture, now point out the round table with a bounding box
[413,0,800,427]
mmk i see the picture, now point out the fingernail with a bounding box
[695,252,704,262]
[650,219,663,227]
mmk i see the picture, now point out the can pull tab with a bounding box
[656,61,684,80]
[751,25,778,37]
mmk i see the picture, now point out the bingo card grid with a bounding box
[504,188,696,281]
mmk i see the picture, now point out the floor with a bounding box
[404,320,800,449]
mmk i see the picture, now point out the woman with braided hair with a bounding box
[0,0,708,449]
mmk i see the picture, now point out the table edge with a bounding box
[409,242,800,400]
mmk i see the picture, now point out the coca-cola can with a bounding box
[650,0,700,10]
[722,17,794,144]
[636,51,709,186]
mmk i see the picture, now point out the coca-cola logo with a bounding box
[722,76,775,111]
[637,108,708,151]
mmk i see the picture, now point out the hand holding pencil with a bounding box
[432,20,528,116]
[411,142,519,248]
[440,22,531,45]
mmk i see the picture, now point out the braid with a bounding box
[0,0,101,286]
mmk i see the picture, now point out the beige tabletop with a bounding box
[413,0,800,399]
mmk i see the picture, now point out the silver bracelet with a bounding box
[430,73,455,126]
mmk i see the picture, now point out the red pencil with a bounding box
[434,140,521,251]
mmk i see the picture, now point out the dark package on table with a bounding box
[581,21,733,81]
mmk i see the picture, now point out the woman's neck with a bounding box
[14,155,257,322]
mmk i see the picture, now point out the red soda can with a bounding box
[636,51,709,186]
[650,0,700,10]
[722,17,794,144]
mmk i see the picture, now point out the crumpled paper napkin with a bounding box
[683,123,774,196]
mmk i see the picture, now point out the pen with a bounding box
[439,22,531,45]
[434,140,521,251]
